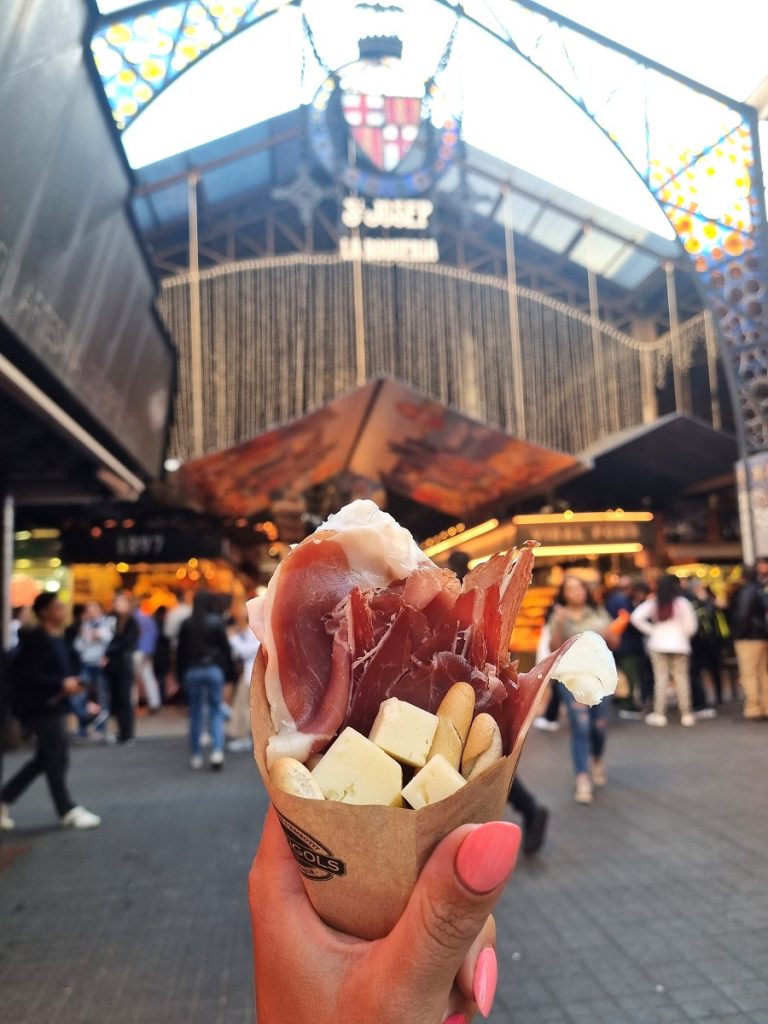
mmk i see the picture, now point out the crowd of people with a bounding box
[2,558,767,834]
[1,588,259,831]
[533,560,768,806]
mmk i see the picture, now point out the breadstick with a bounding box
[269,757,325,800]
[461,713,503,781]
[428,682,475,770]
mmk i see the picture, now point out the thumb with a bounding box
[384,821,521,1006]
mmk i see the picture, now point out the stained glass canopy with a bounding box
[89,0,768,450]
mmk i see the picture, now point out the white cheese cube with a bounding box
[401,754,467,810]
[368,697,440,768]
[311,727,403,806]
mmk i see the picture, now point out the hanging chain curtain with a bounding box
[158,255,714,463]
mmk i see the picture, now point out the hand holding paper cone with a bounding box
[250,806,521,1024]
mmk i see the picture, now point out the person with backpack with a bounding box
[177,590,236,770]
[728,565,768,720]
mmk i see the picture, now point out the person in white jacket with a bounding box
[630,575,698,727]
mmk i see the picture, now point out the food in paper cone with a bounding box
[248,500,616,937]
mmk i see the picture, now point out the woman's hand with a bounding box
[249,808,521,1024]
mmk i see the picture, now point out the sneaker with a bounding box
[645,712,668,727]
[227,738,252,753]
[92,709,110,729]
[533,716,560,733]
[210,750,224,771]
[522,806,549,855]
[694,707,717,720]
[617,708,645,720]
[590,759,607,787]
[190,754,204,770]
[680,713,696,727]
[104,732,117,745]
[574,775,593,805]
[61,805,101,830]
[1,803,15,830]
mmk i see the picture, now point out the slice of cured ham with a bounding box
[248,499,535,766]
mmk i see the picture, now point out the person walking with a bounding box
[507,777,549,855]
[104,593,139,744]
[549,575,616,805]
[605,578,652,715]
[152,605,172,705]
[631,575,698,728]
[9,606,32,649]
[133,599,162,712]
[227,604,260,753]
[178,591,236,770]
[73,602,113,739]
[0,592,101,830]
[690,582,727,709]
[728,566,768,720]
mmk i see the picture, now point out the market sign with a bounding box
[339,197,438,263]
[61,527,223,565]
[514,519,655,548]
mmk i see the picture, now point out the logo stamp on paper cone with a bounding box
[277,812,347,882]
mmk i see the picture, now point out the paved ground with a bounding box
[1,706,767,1024]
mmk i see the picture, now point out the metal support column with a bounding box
[665,262,687,415]
[503,203,526,438]
[1,492,13,652]
[187,174,204,457]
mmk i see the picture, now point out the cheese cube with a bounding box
[368,697,440,768]
[311,727,403,806]
[401,754,467,810]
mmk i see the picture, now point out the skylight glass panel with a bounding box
[527,208,581,253]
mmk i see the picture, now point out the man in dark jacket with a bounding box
[0,593,101,830]
[729,566,768,720]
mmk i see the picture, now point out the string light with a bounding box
[158,258,709,462]
[423,519,499,558]
[468,542,644,568]
[512,511,653,524]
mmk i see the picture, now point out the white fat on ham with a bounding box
[247,500,432,765]
[318,499,429,585]
[552,631,617,706]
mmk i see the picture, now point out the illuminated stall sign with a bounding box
[514,520,655,548]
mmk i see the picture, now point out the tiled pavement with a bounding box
[0,707,766,1024]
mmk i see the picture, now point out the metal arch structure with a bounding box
[90,0,768,456]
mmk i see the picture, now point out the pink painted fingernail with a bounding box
[455,822,521,894]
[473,946,498,1018]
[442,1015,467,1024]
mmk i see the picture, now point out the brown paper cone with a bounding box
[251,644,571,940]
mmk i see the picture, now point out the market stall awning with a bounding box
[180,378,586,521]
[563,414,739,509]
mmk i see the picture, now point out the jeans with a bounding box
[185,665,225,756]
[558,682,610,776]
[81,664,109,731]
[68,690,91,736]
[1,715,75,817]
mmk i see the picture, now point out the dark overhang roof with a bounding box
[563,413,738,509]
